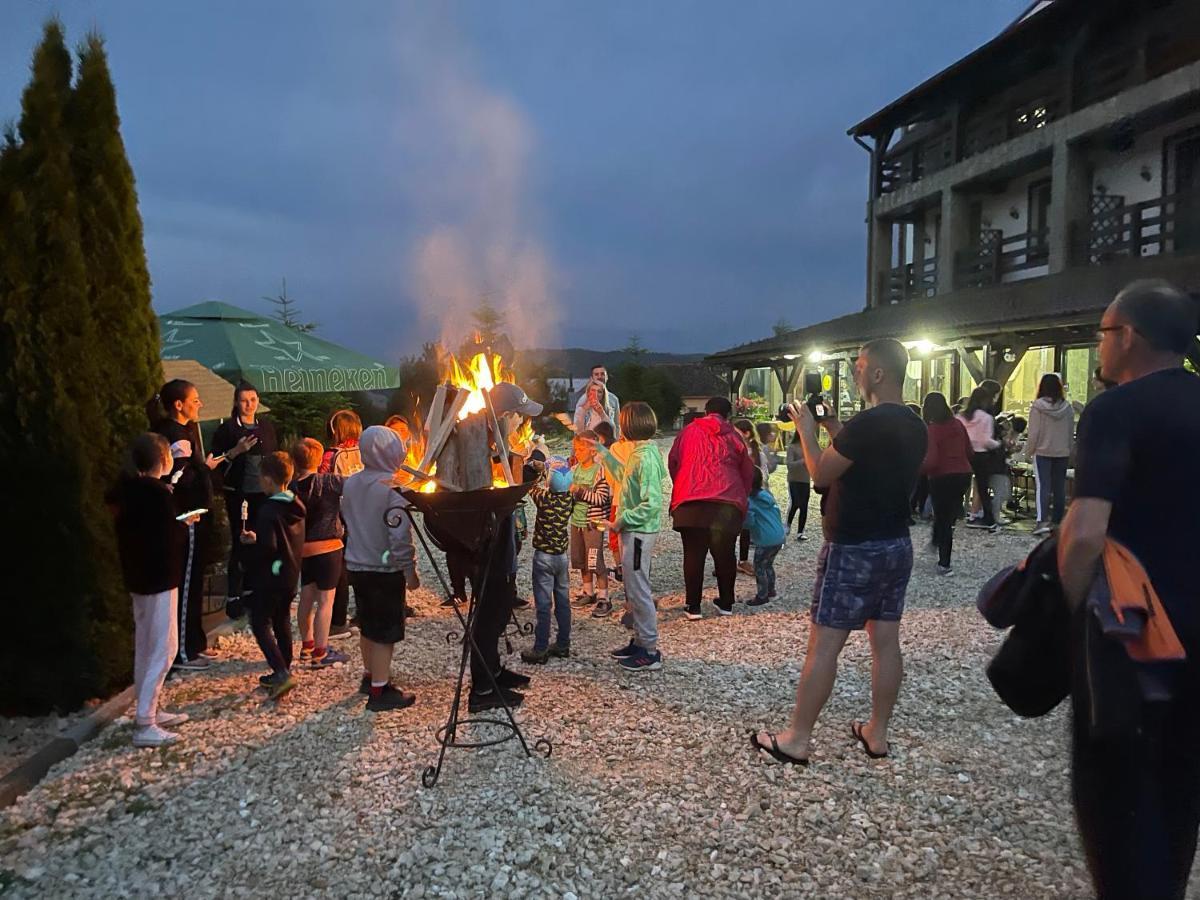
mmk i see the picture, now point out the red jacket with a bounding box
[668,414,755,514]
[922,418,974,478]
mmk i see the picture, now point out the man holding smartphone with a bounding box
[753,338,926,764]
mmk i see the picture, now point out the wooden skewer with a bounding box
[482,387,515,487]
[398,463,461,493]
[418,389,470,472]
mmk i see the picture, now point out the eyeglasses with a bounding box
[1095,324,1126,340]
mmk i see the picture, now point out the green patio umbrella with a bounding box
[159,301,400,393]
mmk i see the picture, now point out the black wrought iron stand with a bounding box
[396,492,551,788]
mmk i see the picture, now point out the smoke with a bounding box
[396,9,560,356]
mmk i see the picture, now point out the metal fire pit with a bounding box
[394,481,551,787]
[399,481,534,555]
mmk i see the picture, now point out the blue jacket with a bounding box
[746,489,785,548]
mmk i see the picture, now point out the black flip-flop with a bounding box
[749,731,809,766]
[850,721,889,759]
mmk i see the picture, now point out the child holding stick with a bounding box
[568,430,612,616]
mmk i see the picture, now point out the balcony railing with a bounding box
[1083,188,1200,264]
[883,257,938,303]
[954,227,1049,289]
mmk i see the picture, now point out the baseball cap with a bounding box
[489,381,543,418]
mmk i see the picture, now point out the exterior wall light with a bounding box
[807,350,824,364]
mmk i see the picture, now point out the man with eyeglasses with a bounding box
[1059,278,1200,898]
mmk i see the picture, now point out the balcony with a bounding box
[954,228,1049,290]
[883,258,938,304]
[1082,188,1200,264]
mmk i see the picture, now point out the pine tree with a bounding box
[263,277,317,333]
[0,21,129,711]
[68,32,161,482]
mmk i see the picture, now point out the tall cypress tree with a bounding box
[0,21,129,712]
[69,33,161,479]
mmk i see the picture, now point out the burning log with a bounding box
[418,388,470,473]
[435,409,493,492]
[482,387,515,487]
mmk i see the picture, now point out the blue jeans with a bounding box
[531,550,570,651]
[1035,455,1068,524]
[753,543,781,601]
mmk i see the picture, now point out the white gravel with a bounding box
[0,454,1193,898]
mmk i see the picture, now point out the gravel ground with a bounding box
[0,452,1192,898]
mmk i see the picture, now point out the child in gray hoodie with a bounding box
[341,426,419,712]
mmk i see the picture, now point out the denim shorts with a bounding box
[810,537,913,630]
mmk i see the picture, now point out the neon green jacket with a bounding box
[599,440,666,533]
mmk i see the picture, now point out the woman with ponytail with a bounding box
[211,381,278,616]
[147,379,219,670]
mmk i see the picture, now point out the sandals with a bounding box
[749,731,808,766]
[850,721,889,759]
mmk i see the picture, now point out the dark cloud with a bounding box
[0,0,1026,360]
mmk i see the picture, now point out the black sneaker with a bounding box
[358,674,371,695]
[591,599,613,618]
[495,667,531,690]
[366,684,416,712]
[520,647,550,665]
[747,596,770,607]
[548,643,570,659]
[258,673,275,686]
[610,639,639,659]
[511,596,530,609]
[440,595,464,608]
[468,686,524,714]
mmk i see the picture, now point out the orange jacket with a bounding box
[1102,538,1186,663]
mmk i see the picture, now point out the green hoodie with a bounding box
[600,440,666,533]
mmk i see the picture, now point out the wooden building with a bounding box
[708,0,1200,417]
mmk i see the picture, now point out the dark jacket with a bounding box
[978,535,1184,739]
[212,417,278,493]
[247,492,306,596]
[290,473,344,545]
[154,419,216,554]
[109,476,186,594]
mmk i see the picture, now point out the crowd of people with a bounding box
[106,279,1200,897]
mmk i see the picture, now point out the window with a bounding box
[1027,179,1052,263]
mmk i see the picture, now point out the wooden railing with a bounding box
[954,228,1050,289]
[1083,188,1200,264]
[883,258,938,303]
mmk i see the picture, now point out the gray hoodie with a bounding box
[342,426,416,574]
[1025,397,1074,459]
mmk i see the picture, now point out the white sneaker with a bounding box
[132,724,180,748]
[714,606,734,617]
[1032,523,1052,536]
[155,711,190,728]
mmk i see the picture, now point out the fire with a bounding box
[446,351,513,420]
[397,347,536,493]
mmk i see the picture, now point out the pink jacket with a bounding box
[668,414,755,515]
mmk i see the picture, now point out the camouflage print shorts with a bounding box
[810,537,913,630]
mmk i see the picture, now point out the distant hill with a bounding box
[516,347,706,378]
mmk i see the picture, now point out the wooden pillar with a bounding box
[1048,141,1091,274]
[938,188,972,295]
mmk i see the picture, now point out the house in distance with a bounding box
[709,0,1200,418]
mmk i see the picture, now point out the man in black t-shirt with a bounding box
[753,338,927,765]
[1058,278,1200,899]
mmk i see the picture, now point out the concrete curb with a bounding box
[0,686,135,809]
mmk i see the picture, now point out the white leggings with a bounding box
[132,590,179,726]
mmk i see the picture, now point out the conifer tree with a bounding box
[68,32,160,482]
[0,21,129,711]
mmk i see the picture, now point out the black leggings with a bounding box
[786,481,811,535]
[738,529,750,563]
[250,589,293,674]
[928,474,971,568]
[679,527,738,613]
[970,453,997,527]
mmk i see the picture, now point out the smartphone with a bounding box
[176,508,208,521]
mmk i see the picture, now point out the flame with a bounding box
[445,351,515,421]
[402,348,526,493]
